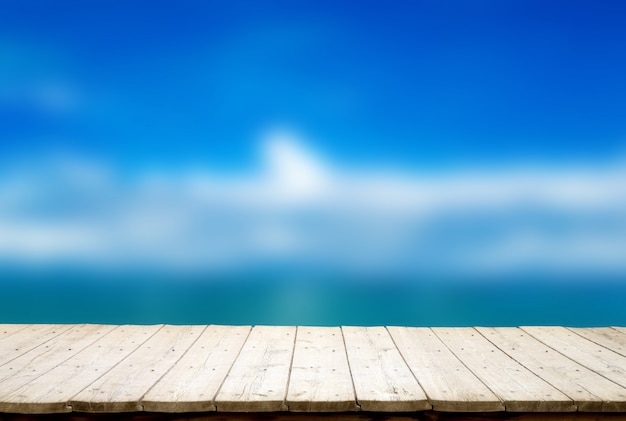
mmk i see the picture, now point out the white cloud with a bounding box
[262,129,331,200]
[1,132,626,276]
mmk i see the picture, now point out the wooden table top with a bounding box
[0,324,626,415]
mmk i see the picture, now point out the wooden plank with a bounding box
[286,327,357,412]
[0,325,162,414]
[388,326,503,412]
[522,326,626,389]
[214,325,296,412]
[0,325,72,367]
[1,324,626,417]
[433,328,575,412]
[569,328,626,358]
[70,325,205,413]
[3,411,626,421]
[478,327,626,412]
[0,325,115,396]
[3,412,626,421]
[142,325,250,413]
[613,327,626,336]
[0,325,30,340]
[342,326,430,412]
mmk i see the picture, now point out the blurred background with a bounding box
[1,0,626,325]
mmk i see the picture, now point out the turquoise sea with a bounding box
[1,271,625,326]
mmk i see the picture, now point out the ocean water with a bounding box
[1,271,625,327]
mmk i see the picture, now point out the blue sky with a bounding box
[3,0,626,167]
[1,0,626,276]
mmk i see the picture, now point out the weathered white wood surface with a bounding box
[569,327,626,358]
[0,325,30,339]
[0,325,114,398]
[342,326,430,412]
[478,327,626,412]
[613,327,626,336]
[0,325,72,367]
[523,326,626,389]
[388,327,503,412]
[0,324,626,415]
[214,325,296,412]
[70,325,204,412]
[286,327,357,412]
[433,328,575,412]
[143,325,250,413]
[0,325,162,414]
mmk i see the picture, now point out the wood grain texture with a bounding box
[143,325,251,413]
[0,325,30,340]
[569,328,626,358]
[214,326,296,412]
[433,328,575,412]
[70,325,204,413]
[522,326,626,389]
[0,325,72,367]
[342,326,430,412]
[477,327,626,412]
[286,327,357,412]
[388,327,503,412]
[0,325,625,416]
[0,325,162,414]
[0,325,115,398]
[3,412,626,421]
